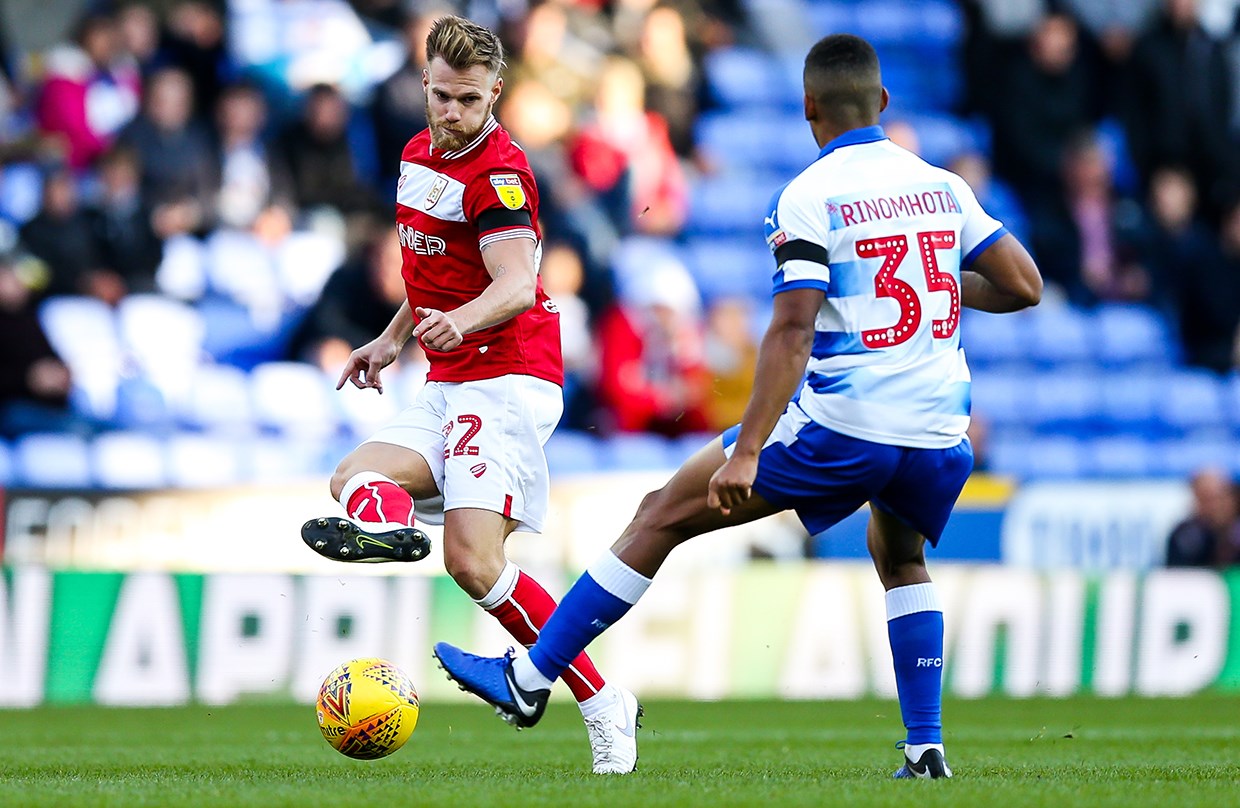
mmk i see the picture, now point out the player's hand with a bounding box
[707,452,759,516]
[412,307,464,352]
[337,336,401,393]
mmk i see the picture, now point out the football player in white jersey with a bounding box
[434,33,1042,779]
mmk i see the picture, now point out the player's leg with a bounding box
[867,440,972,780]
[435,436,779,723]
[302,386,447,563]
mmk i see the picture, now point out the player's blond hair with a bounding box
[425,15,506,75]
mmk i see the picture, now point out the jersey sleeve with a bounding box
[764,179,831,296]
[463,164,538,251]
[950,175,1007,270]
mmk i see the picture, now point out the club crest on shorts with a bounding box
[424,176,448,209]
[489,174,525,210]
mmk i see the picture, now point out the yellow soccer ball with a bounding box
[316,658,420,759]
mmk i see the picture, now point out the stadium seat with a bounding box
[165,433,246,488]
[155,234,208,300]
[181,364,254,433]
[117,294,205,407]
[683,238,773,301]
[250,362,339,437]
[543,430,602,476]
[14,433,93,488]
[686,173,781,236]
[0,440,12,486]
[1026,306,1094,366]
[989,435,1086,479]
[91,431,168,489]
[703,48,790,109]
[1156,370,1226,435]
[1094,305,1174,367]
[38,296,122,419]
[968,372,1030,429]
[203,229,281,314]
[335,380,401,440]
[113,375,172,430]
[1026,371,1104,433]
[600,433,677,471]
[1227,375,1240,434]
[245,435,331,483]
[1097,372,1164,436]
[1083,436,1157,478]
[275,230,345,307]
[1151,438,1238,477]
[961,312,1026,368]
[695,112,817,173]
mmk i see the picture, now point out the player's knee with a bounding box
[629,487,692,545]
[442,543,504,600]
[328,463,354,502]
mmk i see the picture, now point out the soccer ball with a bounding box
[316,657,420,759]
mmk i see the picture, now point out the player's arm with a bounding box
[337,300,415,393]
[412,235,537,352]
[708,287,823,514]
[960,233,1042,313]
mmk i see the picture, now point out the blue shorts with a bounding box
[722,405,973,545]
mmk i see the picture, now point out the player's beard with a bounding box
[426,100,493,151]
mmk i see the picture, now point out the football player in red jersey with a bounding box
[299,16,640,773]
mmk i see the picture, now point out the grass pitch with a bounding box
[0,694,1237,807]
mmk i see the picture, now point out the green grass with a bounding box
[0,695,1237,807]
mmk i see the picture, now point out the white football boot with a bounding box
[582,686,643,774]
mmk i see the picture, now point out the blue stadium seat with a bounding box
[155,234,208,300]
[117,294,205,407]
[890,112,983,167]
[182,364,254,433]
[695,112,817,173]
[988,435,1086,479]
[1027,371,1104,433]
[113,376,172,430]
[91,432,167,489]
[250,362,338,437]
[703,48,791,109]
[1097,372,1164,436]
[968,372,1030,429]
[683,238,773,300]
[165,433,246,488]
[0,440,12,486]
[1151,438,1238,477]
[1225,374,1240,434]
[335,380,400,440]
[246,435,332,482]
[1157,370,1226,435]
[15,433,92,488]
[686,173,783,236]
[961,312,1025,368]
[38,296,122,419]
[1026,306,1094,366]
[668,432,715,465]
[600,433,677,471]
[1083,436,1157,478]
[1094,305,1174,367]
[275,231,345,307]
[543,431,602,476]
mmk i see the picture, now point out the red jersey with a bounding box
[396,116,563,386]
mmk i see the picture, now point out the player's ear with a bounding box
[803,92,817,122]
[879,86,890,114]
[491,74,503,103]
[422,68,430,91]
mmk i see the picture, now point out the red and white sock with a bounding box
[339,471,416,530]
[476,561,610,708]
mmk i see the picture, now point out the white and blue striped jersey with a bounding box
[764,125,1006,449]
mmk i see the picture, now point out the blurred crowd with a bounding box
[0,0,1239,451]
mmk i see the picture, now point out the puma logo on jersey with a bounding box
[398,223,446,256]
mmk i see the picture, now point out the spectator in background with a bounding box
[1029,130,1147,301]
[1123,0,1237,217]
[370,9,437,189]
[990,13,1099,208]
[19,169,103,299]
[35,10,142,169]
[0,253,77,437]
[948,150,1030,245]
[213,81,294,230]
[287,223,405,370]
[1130,165,1214,315]
[117,2,164,78]
[1167,467,1240,567]
[276,83,380,218]
[514,2,604,111]
[635,5,702,162]
[84,146,163,301]
[569,56,687,236]
[1175,195,1240,371]
[702,296,757,432]
[540,242,595,429]
[162,0,234,120]
[118,67,215,234]
[596,256,709,435]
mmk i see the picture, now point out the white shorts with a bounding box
[363,375,563,533]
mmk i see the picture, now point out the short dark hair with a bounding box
[803,34,883,125]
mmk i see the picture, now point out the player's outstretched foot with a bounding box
[585,686,643,774]
[432,643,549,729]
[893,743,952,779]
[301,517,431,563]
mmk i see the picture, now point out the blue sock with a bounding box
[527,551,652,682]
[886,583,944,745]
